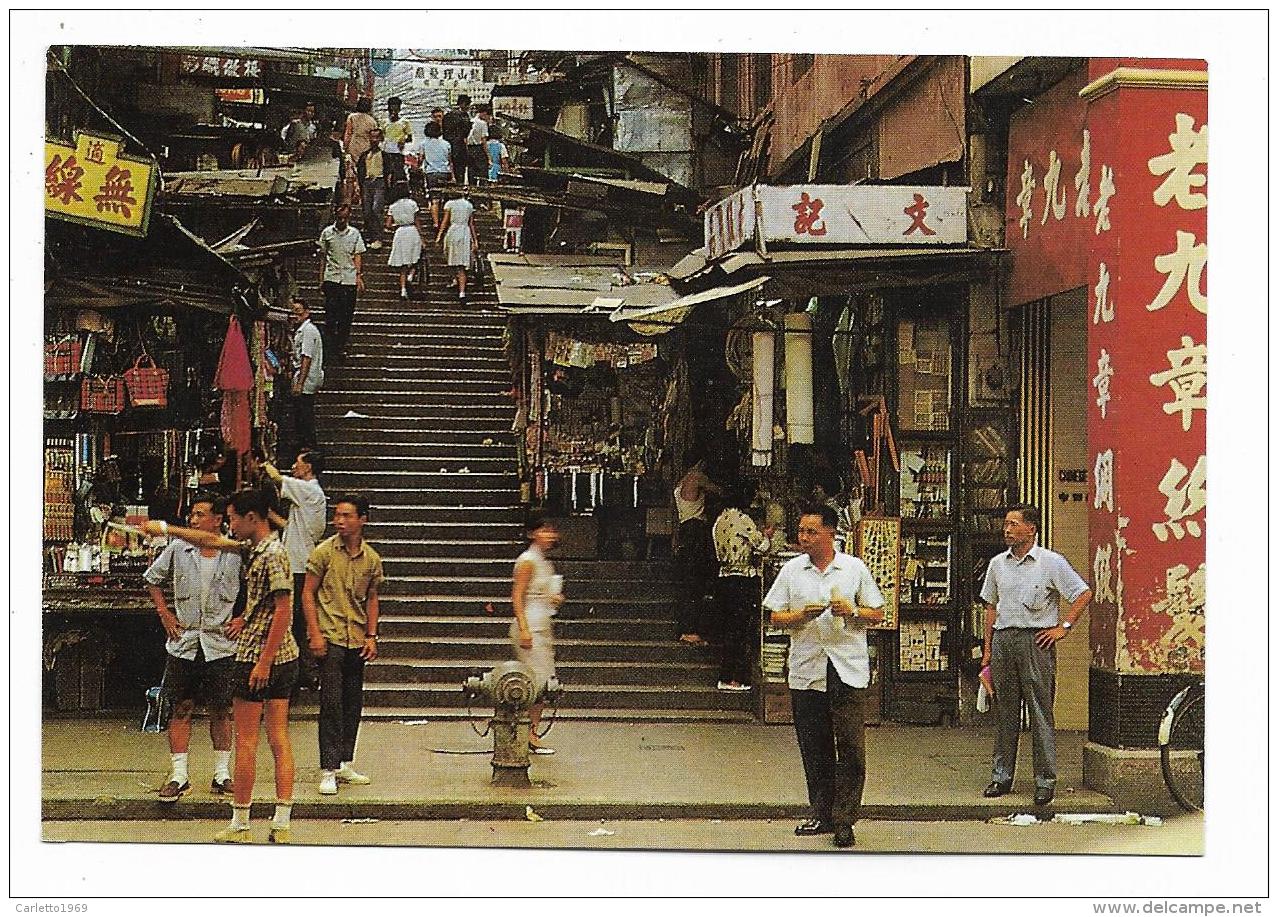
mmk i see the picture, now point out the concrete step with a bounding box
[325,366,511,382]
[376,596,679,617]
[371,616,682,641]
[315,407,513,422]
[325,443,516,461]
[375,635,704,664]
[320,377,511,392]
[366,538,522,559]
[321,470,518,490]
[369,658,717,686]
[376,575,677,600]
[368,504,524,522]
[363,521,524,539]
[348,489,520,507]
[329,455,516,474]
[374,555,675,578]
[326,426,515,443]
[362,682,754,711]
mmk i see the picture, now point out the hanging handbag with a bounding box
[123,354,170,408]
[80,375,127,414]
[44,334,83,377]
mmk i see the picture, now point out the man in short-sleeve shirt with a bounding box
[302,493,383,795]
[289,299,324,453]
[317,203,366,361]
[980,504,1091,806]
[763,504,885,849]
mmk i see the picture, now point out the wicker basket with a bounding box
[123,354,169,408]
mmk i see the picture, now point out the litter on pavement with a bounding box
[525,805,544,822]
[1054,812,1163,827]
[341,410,371,418]
[588,827,616,837]
[341,818,380,824]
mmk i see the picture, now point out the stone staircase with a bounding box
[299,197,752,722]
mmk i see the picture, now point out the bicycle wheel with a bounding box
[1159,685,1205,811]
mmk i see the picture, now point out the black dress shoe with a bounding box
[1033,788,1055,806]
[983,781,1012,798]
[794,819,833,836]
[833,826,856,848]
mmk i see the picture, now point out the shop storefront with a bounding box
[42,196,292,712]
[681,182,1009,725]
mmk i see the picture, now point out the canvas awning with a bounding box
[609,275,770,335]
[488,255,677,316]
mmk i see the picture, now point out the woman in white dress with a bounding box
[384,184,423,299]
[510,513,563,754]
[435,192,477,301]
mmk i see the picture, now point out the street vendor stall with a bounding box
[41,215,291,712]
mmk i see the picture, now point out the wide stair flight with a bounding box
[301,196,752,723]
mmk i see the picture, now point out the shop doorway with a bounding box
[1017,288,1090,730]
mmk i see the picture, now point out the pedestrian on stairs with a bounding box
[674,451,721,647]
[511,513,564,755]
[317,202,366,362]
[301,493,383,796]
[288,298,324,454]
[354,128,389,250]
[386,183,424,300]
[436,191,478,301]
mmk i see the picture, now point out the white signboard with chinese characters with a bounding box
[704,184,968,258]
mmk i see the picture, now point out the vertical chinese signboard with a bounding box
[1083,61,1207,676]
[45,131,158,238]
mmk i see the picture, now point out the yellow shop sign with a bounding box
[45,131,158,237]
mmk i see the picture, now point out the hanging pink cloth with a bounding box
[215,315,254,454]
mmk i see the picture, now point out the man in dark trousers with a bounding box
[763,504,885,849]
[302,493,384,795]
[980,504,1091,807]
[441,94,473,183]
[317,202,366,362]
[289,298,323,455]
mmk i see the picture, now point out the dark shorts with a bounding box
[233,659,299,703]
[163,650,235,710]
[425,171,451,189]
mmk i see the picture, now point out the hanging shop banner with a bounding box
[705,184,967,257]
[215,87,266,105]
[176,53,263,79]
[1083,61,1207,675]
[1003,68,1090,306]
[45,131,158,238]
[705,187,755,260]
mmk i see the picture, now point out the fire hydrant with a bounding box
[462,661,563,787]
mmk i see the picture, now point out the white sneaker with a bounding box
[318,771,338,795]
[336,764,371,785]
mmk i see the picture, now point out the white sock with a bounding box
[230,804,250,830]
[213,750,232,781]
[339,761,352,772]
[273,802,292,829]
[170,753,189,784]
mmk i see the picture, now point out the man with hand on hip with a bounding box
[980,504,1091,807]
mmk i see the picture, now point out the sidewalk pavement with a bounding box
[42,717,1117,822]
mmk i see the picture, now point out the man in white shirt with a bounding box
[763,503,885,849]
[466,106,491,184]
[289,299,324,454]
[317,203,366,362]
[263,450,328,688]
[980,504,1091,807]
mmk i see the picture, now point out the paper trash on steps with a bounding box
[988,813,1042,826]
[525,806,544,822]
[342,411,371,418]
[1054,812,1163,827]
[588,828,616,837]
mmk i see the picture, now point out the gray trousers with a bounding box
[990,628,1057,790]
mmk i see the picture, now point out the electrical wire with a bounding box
[46,49,166,188]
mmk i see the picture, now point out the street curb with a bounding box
[41,797,1124,823]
